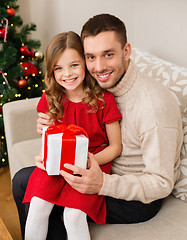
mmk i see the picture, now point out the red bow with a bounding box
[46,124,88,138]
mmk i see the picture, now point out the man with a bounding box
[13,14,183,239]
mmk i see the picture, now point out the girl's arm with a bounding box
[94,121,122,166]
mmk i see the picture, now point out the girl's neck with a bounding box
[66,89,86,103]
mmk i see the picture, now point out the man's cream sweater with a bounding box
[99,60,183,203]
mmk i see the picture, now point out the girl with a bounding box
[23,31,122,240]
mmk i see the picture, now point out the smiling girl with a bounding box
[23,31,122,240]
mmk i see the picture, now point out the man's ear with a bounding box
[123,43,131,61]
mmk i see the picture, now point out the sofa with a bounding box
[3,48,187,239]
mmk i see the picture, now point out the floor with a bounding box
[0,166,22,240]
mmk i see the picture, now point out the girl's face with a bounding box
[54,48,85,98]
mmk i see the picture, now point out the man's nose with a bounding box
[94,58,106,72]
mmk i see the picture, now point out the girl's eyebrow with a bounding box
[71,60,81,63]
[55,60,81,66]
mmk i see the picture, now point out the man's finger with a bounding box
[59,169,84,185]
[63,163,87,176]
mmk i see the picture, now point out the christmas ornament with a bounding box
[20,46,28,55]
[0,18,8,42]
[18,79,27,88]
[35,51,43,60]
[0,106,2,114]
[0,69,10,88]
[7,8,16,17]
[20,46,34,58]
[22,62,39,76]
[0,27,5,39]
[27,49,34,58]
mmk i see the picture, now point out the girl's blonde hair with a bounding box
[44,31,104,121]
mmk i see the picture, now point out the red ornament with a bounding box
[22,62,39,76]
[0,106,2,114]
[18,79,27,88]
[20,46,35,58]
[7,8,16,17]
[27,49,35,58]
[20,46,28,55]
[0,27,5,39]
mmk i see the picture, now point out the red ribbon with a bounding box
[43,124,88,174]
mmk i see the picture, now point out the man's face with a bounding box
[83,31,129,89]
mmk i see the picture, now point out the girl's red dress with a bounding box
[23,90,121,224]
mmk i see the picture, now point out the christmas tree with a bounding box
[0,0,45,167]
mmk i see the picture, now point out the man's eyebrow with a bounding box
[85,49,115,56]
[103,48,115,53]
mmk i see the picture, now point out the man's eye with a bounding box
[105,53,113,58]
[86,56,95,60]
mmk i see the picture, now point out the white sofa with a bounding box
[3,49,187,239]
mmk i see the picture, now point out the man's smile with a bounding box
[96,72,113,81]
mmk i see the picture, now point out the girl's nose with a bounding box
[64,68,72,77]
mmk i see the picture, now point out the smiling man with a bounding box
[83,31,129,89]
[12,14,183,239]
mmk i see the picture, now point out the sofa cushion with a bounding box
[10,138,41,178]
[89,195,187,240]
[131,48,187,201]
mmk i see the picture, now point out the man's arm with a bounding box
[60,127,182,203]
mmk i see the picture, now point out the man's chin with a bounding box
[97,81,113,89]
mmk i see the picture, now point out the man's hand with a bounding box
[37,112,53,135]
[60,153,103,194]
[35,154,45,171]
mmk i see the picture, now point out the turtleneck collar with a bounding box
[107,59,137,97]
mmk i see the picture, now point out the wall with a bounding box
[17,0,187,68]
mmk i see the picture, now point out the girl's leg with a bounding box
[63,207,91,240]
[25,196,54,240]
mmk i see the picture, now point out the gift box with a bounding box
[42,124,89,175]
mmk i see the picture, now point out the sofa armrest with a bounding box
[3,97,41,179]
[3,97,41,145]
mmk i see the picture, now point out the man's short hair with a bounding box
[81,13,127,48]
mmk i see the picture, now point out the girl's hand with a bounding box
[35,154,45,171]
[37,112,53,135]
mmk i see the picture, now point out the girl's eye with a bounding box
[54,67,62,71]
[72,64,78,68]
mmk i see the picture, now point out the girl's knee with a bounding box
[64,208,86,226]
[30,197,54,218]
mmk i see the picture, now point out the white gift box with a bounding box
[42,126,89,175]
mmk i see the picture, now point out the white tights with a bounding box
[25,196,91,240]
[63,207,91,240]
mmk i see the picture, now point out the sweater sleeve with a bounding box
[36,93,49,113]
[99,126,181,203]
[102,91,121,124]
